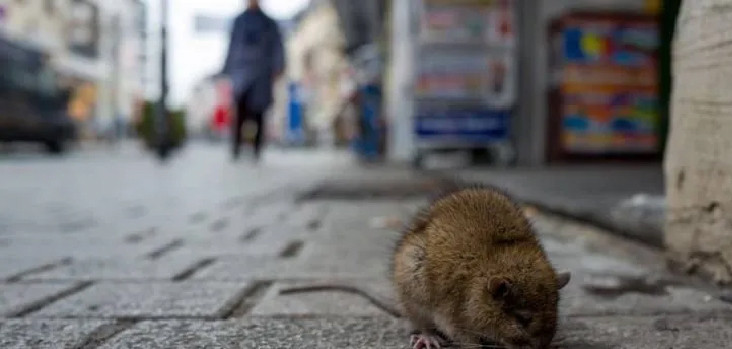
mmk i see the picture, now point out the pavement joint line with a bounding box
[246,185,299,209]
[222,281,273,319]
[306,219,322,231]
[146,239,184,260]
[242,207,255,217]
[75,319,138,349]
[125,205,147,219]
[60,219,97,234]
[239,227,262,242]
[279,240,305,259]
[189,211,207,223]
[221,196,245,210]
[172,258,217,281]
[5,258,73,283]
[9,281,94,317]
[124,227,156,244]
[210,217,230,232]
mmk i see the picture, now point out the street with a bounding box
[0,143,731,348]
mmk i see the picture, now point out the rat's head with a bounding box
[465,269,571,349]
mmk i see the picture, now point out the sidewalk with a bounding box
[1,147,730,348]
[455,165,666,246]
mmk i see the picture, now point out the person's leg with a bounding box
[232,97,247,159]
[252,111,265,160]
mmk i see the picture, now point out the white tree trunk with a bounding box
[665,0,732,284]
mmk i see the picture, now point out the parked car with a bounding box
[0,35,76,154]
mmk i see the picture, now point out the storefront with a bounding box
[387,0,669,166]
[546,12,661,162]
[387,0,518,166]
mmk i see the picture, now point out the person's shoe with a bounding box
[231,147,241,161]
[253,146,263,163]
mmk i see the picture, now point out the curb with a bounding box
[435,173,666,248]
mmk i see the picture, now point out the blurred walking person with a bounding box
[222,0,285,161]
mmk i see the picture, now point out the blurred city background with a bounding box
[0,0,670,165]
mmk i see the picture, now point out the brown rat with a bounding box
[394,186,570,349]
[279,186,570,349]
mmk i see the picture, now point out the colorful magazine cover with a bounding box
[558,14,660,154]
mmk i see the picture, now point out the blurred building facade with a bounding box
[285,0,349,144]
[0,0,146,140]
[265,0,354,146]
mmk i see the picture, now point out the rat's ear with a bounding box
[488,277,512,300]
[556,271,571,290]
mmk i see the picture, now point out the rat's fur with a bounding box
[392,186,570,349]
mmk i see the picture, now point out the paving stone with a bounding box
[0,257,67,280]
[558,315,732,348]
[282,202,328,229]
[0,282,79,316]
[1,234,152,246]
[22,255,206,281]
[98,317,407,349]
[33,281,251,318]
[0,242,148,261]
[169,235,293,258]
[189,225,393,280]
[189,256,296,281]
[255,224,312,242]
[0,319,111,349]
[250,279,395,316]
[191,240,391,281]
[295,237,393,278]
[245,202,296,227]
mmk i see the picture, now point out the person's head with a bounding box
[247,0,260,9]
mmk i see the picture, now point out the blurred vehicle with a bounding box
[0,35,76,154]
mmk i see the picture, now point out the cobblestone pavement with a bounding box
[1,144,731,348]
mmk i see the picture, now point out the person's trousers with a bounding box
[232,95,264,159]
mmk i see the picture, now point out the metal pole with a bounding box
[155,0,171,160]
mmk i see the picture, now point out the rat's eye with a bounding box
[514,312,532,328]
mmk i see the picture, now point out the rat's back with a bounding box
[426,186,536,248]
[393,186,542,292]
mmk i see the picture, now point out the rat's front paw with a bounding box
[410,333,446,349]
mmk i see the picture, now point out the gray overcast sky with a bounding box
[143,0,312,22]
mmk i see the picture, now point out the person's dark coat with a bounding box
[222,8,284,114]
